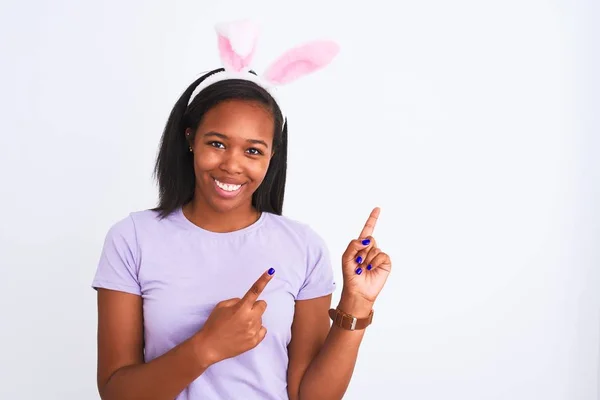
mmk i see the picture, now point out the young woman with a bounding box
[92,20,392,400]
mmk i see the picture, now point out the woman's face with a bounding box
[188,99,275,214]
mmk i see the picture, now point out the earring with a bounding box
[189,146,193,152]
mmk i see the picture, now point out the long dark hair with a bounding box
[152,68,288,219]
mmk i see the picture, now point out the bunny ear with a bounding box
[215,20,260,72]
[263,40,340,85]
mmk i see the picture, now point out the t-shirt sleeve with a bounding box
[91,215,141,296]
[296,226,337,300]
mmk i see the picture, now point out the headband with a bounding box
[187,19,340,116]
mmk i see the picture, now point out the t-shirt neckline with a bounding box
[174,207,268,239]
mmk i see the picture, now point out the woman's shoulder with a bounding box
[263,212,327,246]
[102,208,174,239]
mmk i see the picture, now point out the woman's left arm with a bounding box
[287,291,375,400]
[287,208,391,400]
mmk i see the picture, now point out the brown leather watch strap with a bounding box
[328,308,374,330]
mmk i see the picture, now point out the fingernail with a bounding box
[268,268,275,275]
[356,267,363,275]
[367,264,372,271]
[356,256,363,264]
[362,239,370,246]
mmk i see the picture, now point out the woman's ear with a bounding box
[185,128,195,152]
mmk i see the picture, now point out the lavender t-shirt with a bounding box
[91,207,336,399]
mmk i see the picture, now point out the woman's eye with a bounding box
[209,141,225,149]
[247,148,263,156]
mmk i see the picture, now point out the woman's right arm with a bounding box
[97,269,274,399]
[96,288,212,400]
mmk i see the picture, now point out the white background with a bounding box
[0,0,598,399]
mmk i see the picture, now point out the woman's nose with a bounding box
[219,151,244,175]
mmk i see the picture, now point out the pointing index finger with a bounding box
[359,207,380,239]
[241,268,275,306]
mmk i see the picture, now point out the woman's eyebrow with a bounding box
[204,131,269,148]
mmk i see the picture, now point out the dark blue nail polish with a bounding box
[356,267,363,275]
[362,239,370,246]
[356,256,363,264]
[268,268,275,275]
[367,264,372,270]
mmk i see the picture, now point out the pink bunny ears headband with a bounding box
[187,20,340,113]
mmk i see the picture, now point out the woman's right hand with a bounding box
[194,268,276,366]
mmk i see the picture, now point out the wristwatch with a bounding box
[328,308,374,330]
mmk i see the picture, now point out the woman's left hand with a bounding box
[340,207,392,309]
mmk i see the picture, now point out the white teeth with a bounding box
[215,179,242,192]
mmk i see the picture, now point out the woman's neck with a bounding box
[182,199,261,233]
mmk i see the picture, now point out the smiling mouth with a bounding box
[213,178,244,193]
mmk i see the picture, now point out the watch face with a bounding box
[329,308,373,330]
